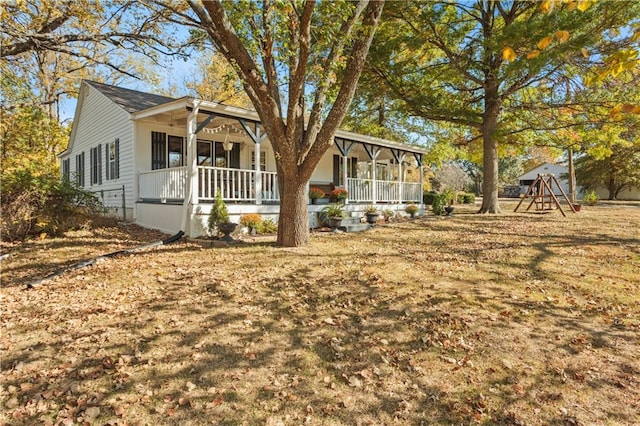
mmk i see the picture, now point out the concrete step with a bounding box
[340,216,363,226]
[342,223,372,233]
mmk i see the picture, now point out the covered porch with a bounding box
[132,98,427,236]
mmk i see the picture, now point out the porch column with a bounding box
[398,155,405,204]
[414,152,424,207]
[254,133,262,205]
[187,107,199,206]
[239,120,267,205]
[343,154,349,205]
[362,143,380,203]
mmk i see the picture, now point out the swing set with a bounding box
[513,174,577,217]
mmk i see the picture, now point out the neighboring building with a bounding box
[517,163,580,197]
[593,185,640,201]
[58,81,429,237]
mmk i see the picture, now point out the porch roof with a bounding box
[128,91,431,156]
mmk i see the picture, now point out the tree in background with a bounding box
[357,0,639,213]
[153,0,385,246]
[182,52,253,109]
[1,0,188,239]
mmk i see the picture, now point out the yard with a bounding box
[1,202,639,425]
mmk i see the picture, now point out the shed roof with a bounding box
[85,80,176,113]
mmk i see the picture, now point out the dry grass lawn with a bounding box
[1,201,639,425]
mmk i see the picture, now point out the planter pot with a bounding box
[573,204,581,212]
[365,212,380,225]
[218,222,237,242]
[445,206,454,216]
[310,198,319,205]
[328,217,344,230]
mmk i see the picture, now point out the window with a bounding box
[251,151,267,171]
[76,152,85,187]
[197,140,212,166]
[90,145,102,185]
[168,136,184,167]
[151,132,184,169]
[105,139,120,180]
[62,158,70,182]
[333,155,358,185]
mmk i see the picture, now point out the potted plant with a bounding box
[405,203,419,218]
[208,191,237,241]
[321,203,345,230]
[239,213,261,235]
[309,187,325,204]
[444,204,454,216]
[364,205,379,225]
[329,188,348,203]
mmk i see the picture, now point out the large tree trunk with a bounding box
[478,82,501,214]
[276,174,310,247]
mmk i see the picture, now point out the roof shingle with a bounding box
[85,80,176,113]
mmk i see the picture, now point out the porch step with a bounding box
[342,223,372,233]
[340,217,363,226]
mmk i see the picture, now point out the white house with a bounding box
[58,81,429,237]
[517,163,580,197]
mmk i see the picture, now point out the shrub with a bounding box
[583,190,598,206]
[405,204,419,217]
[457,192,476,204]
[255,218,278,234]
[0,168,102,241]
[208,191,230,234]
[423,190,438,205]
[442,188,455,205]
[432,194,446,216]
[240,213,262,231]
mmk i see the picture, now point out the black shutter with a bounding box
[152,132,166,170]
[98,145,102,185]
[81,152,85,187]
[90,148,94,184]
[105,143,110,180]
[115,139,120,179]
[333,155,341,186]
[350,157,357,178]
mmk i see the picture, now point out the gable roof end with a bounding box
[84,80,176,113]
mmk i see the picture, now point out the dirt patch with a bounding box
[1,203,639,425]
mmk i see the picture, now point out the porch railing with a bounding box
[139,169,416,204]
[138,166,279,202]
[347,178,422,203]
[139,167,187,200]
[198,166,279,202]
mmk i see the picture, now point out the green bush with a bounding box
[442,189,455,205]
[0,168,102,240]
[431,194,446,216]
[583,190,599,206]
[423,190,438,205]
[461,192,476,204]
[256,218,278,234]
[208,191,230,234]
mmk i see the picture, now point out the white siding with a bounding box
[68,86,134,217]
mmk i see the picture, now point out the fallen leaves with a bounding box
[1,204,639,425]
